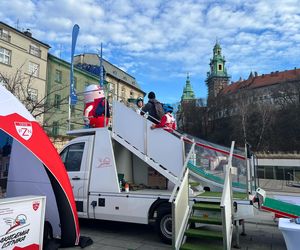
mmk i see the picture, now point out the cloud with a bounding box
[0,0,36,21]
[2,0,300,102]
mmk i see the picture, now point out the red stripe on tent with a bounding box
[182,137,246,160]
[0,113,80,244]
[13,244,39,250]
[261,205,298,219]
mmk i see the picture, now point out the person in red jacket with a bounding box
[151,104,176,132]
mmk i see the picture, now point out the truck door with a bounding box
[60,136,93,216]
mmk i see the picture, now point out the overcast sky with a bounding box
[2,0,300,103]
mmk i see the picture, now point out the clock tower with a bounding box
[205,42,230,105]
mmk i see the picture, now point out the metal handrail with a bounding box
[169,142,195,203]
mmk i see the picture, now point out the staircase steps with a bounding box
[180,201,224,250]
[181,241,223,250]
[193,202,221,211]
[189,216,222,225]
[185,228,223,239]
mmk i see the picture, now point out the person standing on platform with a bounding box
[135,97,144,114]
[142,91,164,124]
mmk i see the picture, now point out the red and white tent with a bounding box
[0,85,80,247]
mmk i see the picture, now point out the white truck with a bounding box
[60,100,187,243]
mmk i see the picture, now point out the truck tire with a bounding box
[156,208,172,244]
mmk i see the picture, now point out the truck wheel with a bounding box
[156,208,172,244]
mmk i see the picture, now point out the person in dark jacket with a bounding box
[141,91,163,124]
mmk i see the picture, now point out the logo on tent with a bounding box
[14,122,32,140]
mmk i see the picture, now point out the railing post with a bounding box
[181,136,185,165]
[144,116,148,157]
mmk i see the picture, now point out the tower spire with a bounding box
[181,74,195,101]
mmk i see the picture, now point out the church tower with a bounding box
[181,73,195,102]
[177,74,196,130]
[205,42,230,105]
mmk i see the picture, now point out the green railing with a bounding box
[187,162,247,190]
[263,197,300,217]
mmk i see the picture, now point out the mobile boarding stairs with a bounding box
[75,99,254,249]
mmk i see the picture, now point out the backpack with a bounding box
[153,101,164,120]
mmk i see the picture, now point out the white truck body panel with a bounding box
[88,193,156,224]
[89,129,120,193]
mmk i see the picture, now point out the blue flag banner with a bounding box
[70,24,80,105]
[99,43,103,87]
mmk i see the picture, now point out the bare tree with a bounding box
[0,64,69,121]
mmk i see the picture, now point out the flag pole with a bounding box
[69,24,80,131]
[99,43,107,127]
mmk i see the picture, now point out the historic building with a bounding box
[45,54,145,145]
[180,74,196,102]
[0,21,50,123]
[205,42,230,105]
[206,42,300,109]
[222,68,300,105]
[177,74,197,131]
[74,53,145,102]
[44,54,100,140]
[0,21,146,148]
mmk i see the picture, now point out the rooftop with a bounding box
[223,68,300,94]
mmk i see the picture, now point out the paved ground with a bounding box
[61,209,287,250]
[63,219,172,250]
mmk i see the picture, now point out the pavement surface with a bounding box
[60,209,287,250]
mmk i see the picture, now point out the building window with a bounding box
[54,94,61,109]
[28,88,38,102]
[0,47,11,65]
[0,29,10,42]
[28,61,39,77]
[29,44,41,57]
[218,64,222,71]
[52,121,59,136]
[130,91,134,98]
[55,70,62,83]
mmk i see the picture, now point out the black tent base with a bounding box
[43,236,93,249]
[79,236,94,248]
